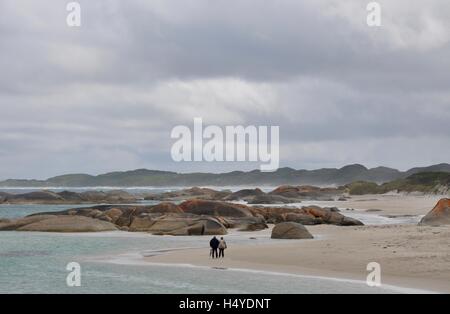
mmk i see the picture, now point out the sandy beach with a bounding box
[145,195,450,293]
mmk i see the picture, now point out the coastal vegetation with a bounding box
[345,172,450,195]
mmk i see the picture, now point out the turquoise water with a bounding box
[0,204,94,219]
[0,203,159,220]
[0,201,421,294]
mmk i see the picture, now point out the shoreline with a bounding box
[141,259,437,294]
[91,239,438,294]
[143,223,450,294]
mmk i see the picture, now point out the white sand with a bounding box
[145,195,450,293]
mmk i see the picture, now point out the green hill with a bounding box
[0,164,449,187]
[346,172,450,195]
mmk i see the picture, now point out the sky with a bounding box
[0,0,449,179]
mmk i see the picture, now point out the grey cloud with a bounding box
[0,0,449,179]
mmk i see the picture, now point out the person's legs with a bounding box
[213,248,218,258]
[219,248,224,258]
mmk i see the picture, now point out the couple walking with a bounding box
[209,236,227,259]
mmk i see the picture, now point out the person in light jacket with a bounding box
[218,237,227,258]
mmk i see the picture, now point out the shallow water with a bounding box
[0,202,159,220]
[0,204,92,219]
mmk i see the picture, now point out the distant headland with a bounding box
[1,163,449,187]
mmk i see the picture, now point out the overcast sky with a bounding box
[1,0,449,179]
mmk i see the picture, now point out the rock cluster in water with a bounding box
[0,199,363,235]
[0,190,138,204]
[0,185,348,205]
[145,186,345,204]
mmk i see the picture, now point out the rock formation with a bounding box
[269,185,344,201]
[0,215,117,232]
[1,198,363,234]
[144,187,231,201]
[180,200,254,217]
[0,190,139,204]
[143,216,227,236]
[419,198,450,226]
[144,186,347,204]
[250,205,363,226]
[223,188,265,201]
[271,222,314,239]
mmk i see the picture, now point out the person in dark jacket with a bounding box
[209,236,220,259]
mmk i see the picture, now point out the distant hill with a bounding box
[1,163,449,187]
[405,163,450,176]
[346,172,450,195]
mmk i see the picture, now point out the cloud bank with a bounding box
[0,0,449,179]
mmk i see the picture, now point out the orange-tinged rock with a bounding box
[419,198,450,226]
[180,199,254,217]
[148,202,184,214]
